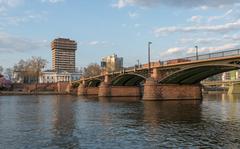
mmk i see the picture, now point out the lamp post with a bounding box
[148,42,152,77]
[137,59,140,68]
[195,45,199,60]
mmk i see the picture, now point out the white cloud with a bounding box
[154,19,240,37]
[113,0,240,9]
[88,41,100,46]
[134,23,140,27]
[161,43,239,59]
[0,0,23,14]
[0,11,47,26]
[0,32,48,53]
[178,37,222,45]
[78,40,109,46]
[128,11,139,18]
[208,9,233,22]
[0,0,23,7]
[188,15,202,23]
[164,47,184,55]
[41,0,64,3]
[112,0,129,8]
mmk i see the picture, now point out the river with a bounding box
[0,94,240,148]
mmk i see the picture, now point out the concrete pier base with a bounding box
[142,78,159,100]
[143,78,202,101]
[57,82,70,93]
[98,82,111,97]
[77,84,87,96]
[228,83,240,94]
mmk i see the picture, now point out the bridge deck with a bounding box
[76,49,240,82]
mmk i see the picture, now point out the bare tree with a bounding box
[14,59,29,83]
[4,68,13,80]
[83,63,101,77]
[0,66,3,74]
[13,57,48,84]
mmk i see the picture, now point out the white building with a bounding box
[101,54,123,72]
[39,71,82,83]
[222,70,240,81]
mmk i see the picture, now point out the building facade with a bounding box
[52,38,77,73]
[39,71,82,83]
[222,70,240,81]
[101,54,123,72]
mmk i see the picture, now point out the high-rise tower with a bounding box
[51,38,77,73]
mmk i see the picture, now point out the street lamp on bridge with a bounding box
[195,45,199,60]
[137,59,140,68]
[148,41,152,77]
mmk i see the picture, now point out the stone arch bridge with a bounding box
[74,49,240,100]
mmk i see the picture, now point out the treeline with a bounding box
[13,57,48,83]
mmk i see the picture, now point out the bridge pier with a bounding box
[98,74,111,97]
[143,77,202,101]
[77,84,87,96]
[57,82,71,93]
[98,82,111,97]
[142,78,159,100]
[228,83,240,94]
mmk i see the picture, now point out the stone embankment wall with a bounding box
[12,82,71,93]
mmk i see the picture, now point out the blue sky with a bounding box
[1,0,240,69]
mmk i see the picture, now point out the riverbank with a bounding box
[0,91,71,96]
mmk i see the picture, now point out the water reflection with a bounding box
[0,95,240,148]
[143,100,203,125]
[98,97,141,102]
[50,95,79,149]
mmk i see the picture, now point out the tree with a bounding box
[0,77,12,91]
[4,68,13,80]
[13,57,48,83]
[0,66,3,74]
[30,56,48,82]
[83,63,101,77]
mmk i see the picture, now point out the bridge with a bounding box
[75,49,240,100]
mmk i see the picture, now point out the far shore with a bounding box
[0,91,74,96]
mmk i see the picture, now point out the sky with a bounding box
[1,0,240,70]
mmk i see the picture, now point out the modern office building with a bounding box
[52,38,77,73]
[101,54,123,72]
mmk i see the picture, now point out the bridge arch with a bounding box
[112,73,146,86]
[159,64,240,84]
[86,79,102,87]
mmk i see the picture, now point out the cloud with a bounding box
[187,15,202,23]
[78,40,110,46]
[0,11,47,27]
[134,23,140,27]
[0,0,23,14]
[0,0,23,7]
[161,43,239,59]
[0,32,48,53]
[208,9,233,22]
[88,41,100,45]
[128,11,139,18]
[178,34,240,46]
[178,37,221,45]
[154,19,240,37]
[0,0,63,13]
[41,0,64,3]
[113,0,240,8]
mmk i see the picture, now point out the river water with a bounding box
[0,94,240,148]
